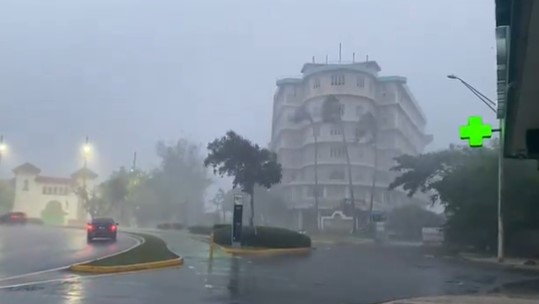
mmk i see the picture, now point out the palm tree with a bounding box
[291,104,320,231]
[355,111,379,227]
[322,95,357,233]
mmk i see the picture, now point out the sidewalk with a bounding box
[460,253,539,272]
[383,295,539,304]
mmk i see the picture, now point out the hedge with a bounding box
[213,225,311,249]
[157,223,184,230]
[187,225,214,235]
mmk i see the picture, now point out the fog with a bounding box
[0,0,496,182]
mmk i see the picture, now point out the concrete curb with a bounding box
[459,254,539,273]
[69,257,184,273]
[380,295,539,304]
[69,232,183,274]
[213,243,311,256]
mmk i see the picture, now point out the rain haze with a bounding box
[2,1,539,304]
[0,0,496,179]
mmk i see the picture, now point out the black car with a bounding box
[0,212,27,225]
[87,218,118,243]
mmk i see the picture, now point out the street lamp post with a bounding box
[447,74,504,262]
[0,136,5,169]
[81,136,91,219]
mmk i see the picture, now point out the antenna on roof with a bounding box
[352,52,355,63]
[339,43,342,63]
[131,151,137,172]
[312,56,315,63]
[366,55,369,62]
[325,55,328,64]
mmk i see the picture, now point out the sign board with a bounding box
[459,116,493,148]
[231,194,243,248]
[496,26,510,119]
[422,227,444,246]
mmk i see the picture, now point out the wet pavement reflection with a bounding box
[0,231,537,304]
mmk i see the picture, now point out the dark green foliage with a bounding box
[188,225,214,235]
[204,131,282,226]
[213,226,311,248]
[387,204,445,240]
[389,143,539,255]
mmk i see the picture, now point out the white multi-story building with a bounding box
[270,61,433,231]
[11,162,97,225]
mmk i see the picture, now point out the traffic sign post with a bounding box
[231,194,243,248]
[459,116,497,148]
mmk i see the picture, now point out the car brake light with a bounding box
[87,224,94,231]
[110,225,117,232]
[10,215,18,219]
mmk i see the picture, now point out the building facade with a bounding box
[270,61,433,231]
[11,162,98,225]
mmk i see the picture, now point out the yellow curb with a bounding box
[69,257,183,274]
[214,243,311,256]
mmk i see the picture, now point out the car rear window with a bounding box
[92,218,114,224]
[11,212,26,217]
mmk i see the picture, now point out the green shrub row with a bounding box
[213,225,311,249]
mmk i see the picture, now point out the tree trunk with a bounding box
[368,132,379,226]
[312,121,320,232]
[249,191,255,227]
[341,122,357,233]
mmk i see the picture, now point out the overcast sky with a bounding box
[0,0,497,185]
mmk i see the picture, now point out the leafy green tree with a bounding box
[211,188,226,223]
[41,200,66,225]
[389,143,539,253]
[387,204,445,240]
[0,180,14,213]
[153,140,212,224]
[101,167,130,222]
[204,131,282,227]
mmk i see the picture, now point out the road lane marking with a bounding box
[0,234,142,282]
[0,267,173,289]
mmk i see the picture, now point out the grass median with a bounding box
[85,233,179,267]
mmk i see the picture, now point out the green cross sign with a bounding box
[460,116,493,148]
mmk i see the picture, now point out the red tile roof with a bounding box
[71,168,98,179]
[12,163,41,174]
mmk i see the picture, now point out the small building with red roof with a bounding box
[11,162,98,225]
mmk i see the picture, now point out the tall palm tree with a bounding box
[355,111,379,226]
[322,95,357,233]
[292,104,320,231]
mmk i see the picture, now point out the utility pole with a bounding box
[447,74,504,262]
[0,135,4,169]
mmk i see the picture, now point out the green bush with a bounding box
[213,226,311,249]
[157,223,184,230]
[213,224,230,231]
[187,225,214,235]
[27,218,44,225]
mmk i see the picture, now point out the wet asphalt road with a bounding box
[0,230,538,304]
[0,225,138,279]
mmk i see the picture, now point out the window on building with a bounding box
[339,104,345,116]
[65,201,69,209]
[330,125,342,136]
[329,169,345,180]
[42,186,46,194]
[313,78,320,89]
[356,105,364,117]
[331,74,345,86]
[313,125,320,137]
[306,185,323,198]
[53,187,58,195]
[22,180,29,191]
[330,146,346,158]
[356,76,365,88]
